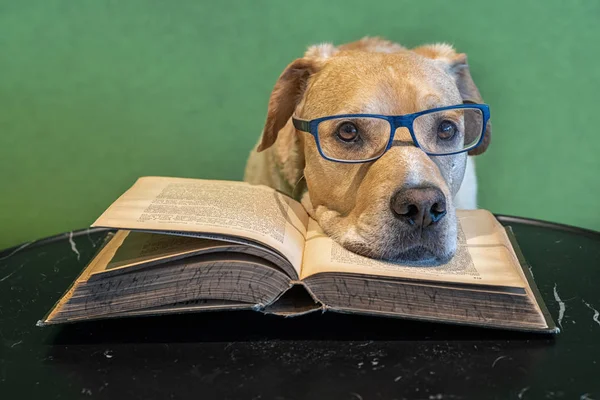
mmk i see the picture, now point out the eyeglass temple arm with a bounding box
[291,117,311,133]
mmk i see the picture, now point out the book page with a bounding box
[301,210,525,289]
[85,230,298,279]
[92,177,309,276]
[105,231,225,271]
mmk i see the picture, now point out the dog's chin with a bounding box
[342,242,455,266]
[386,246,455,266]
[313,199,458,266]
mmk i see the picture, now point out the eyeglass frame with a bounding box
[291,103,490,163]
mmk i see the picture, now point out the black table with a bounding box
[1,217,599,400]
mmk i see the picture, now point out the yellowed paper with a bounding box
[88,230,298,278]
[301,210,525,289]
[92,177,309,276]
[101,231,236,272]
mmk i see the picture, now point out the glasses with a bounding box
[292,104,490,163]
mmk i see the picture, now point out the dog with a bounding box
[244,37,491,264]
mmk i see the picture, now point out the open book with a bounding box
[40,177,557,333]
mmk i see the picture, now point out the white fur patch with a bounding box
[305,43,338,60]
[453,156,477,209]
[426,43,457,61]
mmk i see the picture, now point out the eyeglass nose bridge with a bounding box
[391,115,416,129]
[388,115,419,147]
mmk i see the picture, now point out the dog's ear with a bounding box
[257,58,320,152]
[413,44,491,155]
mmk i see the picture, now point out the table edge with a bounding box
[495,214,600,239]
[0,227,114,259]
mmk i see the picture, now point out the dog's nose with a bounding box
[390,187,447,228]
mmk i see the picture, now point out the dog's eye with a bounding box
[437,120,457,140]
[336,122,359,142]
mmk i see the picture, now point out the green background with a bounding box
[1,0,599,251]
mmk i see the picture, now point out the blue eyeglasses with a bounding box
[292,104,490,163]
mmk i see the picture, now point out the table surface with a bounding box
[1,217,599,400]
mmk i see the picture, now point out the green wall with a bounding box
[1,0,599,250]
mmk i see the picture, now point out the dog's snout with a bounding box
[391,187,447,228]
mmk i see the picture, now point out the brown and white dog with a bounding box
[244,37,491,264]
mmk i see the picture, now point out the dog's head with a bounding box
[257,38,491,264]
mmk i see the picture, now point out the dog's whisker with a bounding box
[291,174,306,200]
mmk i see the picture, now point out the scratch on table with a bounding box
[52,256,69,273]
[85,228,97,247]
[517,386,530,399]
[0,242,32,262]
[553,283,566,329]
[68,231,81,261]
[582,300,600,327]
[580,394,595,400]
[349,392,363,400]
[224,342,235,350]
[0,264,24,283]
[492,355,507,368]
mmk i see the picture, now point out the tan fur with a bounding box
[245,37,491,262]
